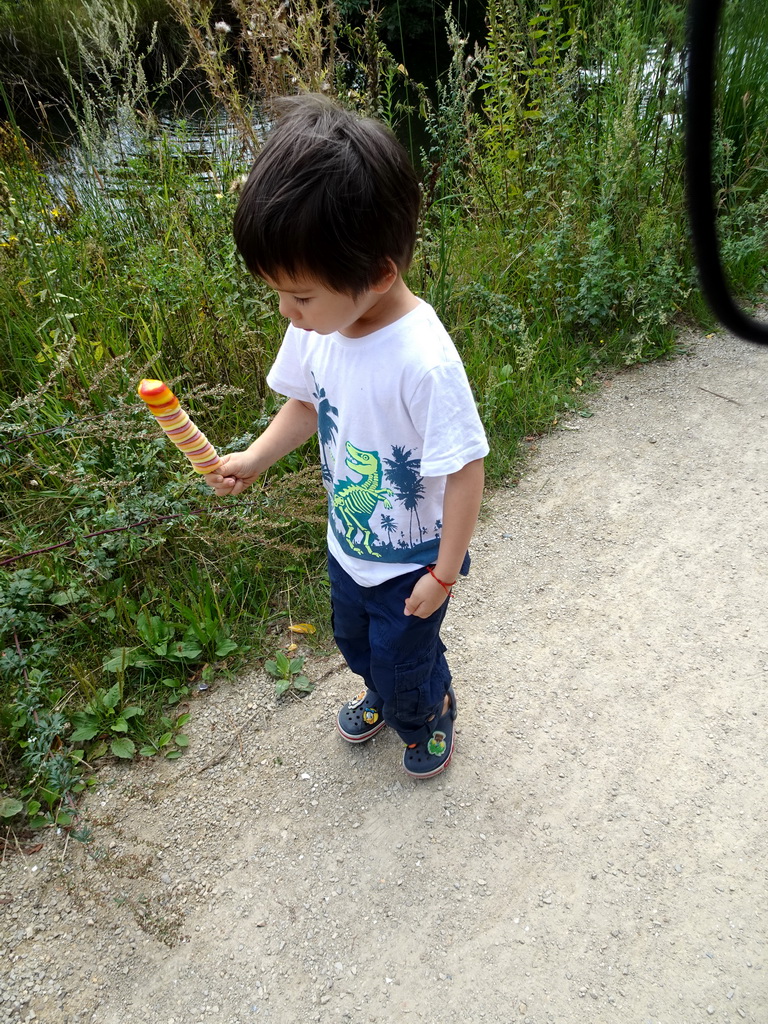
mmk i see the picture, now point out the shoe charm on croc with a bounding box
[427,731,447,757]
[337,690,387,744]
[403,685,457,779]
[362,706,380,726]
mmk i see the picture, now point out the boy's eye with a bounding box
[293,296,310,305]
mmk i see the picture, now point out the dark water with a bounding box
[29,99,253,206]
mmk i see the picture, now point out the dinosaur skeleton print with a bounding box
[329,439,439,565]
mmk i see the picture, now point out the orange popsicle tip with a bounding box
[138,379,179,410]
[137,379,166,398]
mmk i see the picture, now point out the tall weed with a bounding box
[716,0,768,202]
[166,0,342,147]
[0,0,185,109]
[472,0,691,370]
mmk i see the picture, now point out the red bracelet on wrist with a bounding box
[427,565,457,595]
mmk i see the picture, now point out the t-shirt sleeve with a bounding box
[409,361,489,477]
[265,327,314,403]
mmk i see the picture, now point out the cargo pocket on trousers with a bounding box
[393,639,446,724]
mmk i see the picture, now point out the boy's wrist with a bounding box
[427,565,457,595]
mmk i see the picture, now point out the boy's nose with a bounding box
[278,296,294,320]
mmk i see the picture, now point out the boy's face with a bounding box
[262,271,388,338]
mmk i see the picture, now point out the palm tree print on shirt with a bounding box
[312,372,338,483]
[380,514,397,547]
[383,445,425,547]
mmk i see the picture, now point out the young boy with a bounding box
[207,94,488,779]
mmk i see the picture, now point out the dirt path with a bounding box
[2,328,768,1024]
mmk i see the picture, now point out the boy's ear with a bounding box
[370,259,398,294]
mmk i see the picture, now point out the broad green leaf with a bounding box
[55,810,73,826]
[89,740,108,760]
[175,734,189,747]
[175,713,191,727]
[0,797,23,818]
[274,677,292,697]
[264,659,280,679]
[165,640,203,661]
[110,737,136,759]
[110,718,129,733]
[289,656,306,674]
[102,683,121,709]
[293,676,314,693]
[275,651,290,673]
[71,710,99,730]
[136,611,172,647]
[165,750,182,759]
[103,647,160,672]
[215,638,238,657]
[70,723,101,742]
[121,706,144,719]
[40,786,57,807]
[139,745,158,757]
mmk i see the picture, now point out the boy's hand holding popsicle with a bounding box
[208,397,319,496]
[205,451,264,496]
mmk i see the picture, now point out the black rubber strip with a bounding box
[686,0,768,343]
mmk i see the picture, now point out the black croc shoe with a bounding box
[337,690,387,743]
[403,685,457,779]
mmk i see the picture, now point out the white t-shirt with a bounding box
[266,300,489,586]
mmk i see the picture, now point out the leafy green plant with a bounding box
[69,682,190,761]
[265,652,314,698]
[137,711,190,760]
[69,682,145,759]
[2,669,87,828]
[103,604,239,678]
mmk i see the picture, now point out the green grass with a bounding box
[1,0,767,832]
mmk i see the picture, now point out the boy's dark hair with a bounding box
[233,94,421,295]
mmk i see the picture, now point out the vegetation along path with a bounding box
[2,325,768,1024]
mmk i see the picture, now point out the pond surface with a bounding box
[16,96,257,208]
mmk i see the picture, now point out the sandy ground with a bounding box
[2,327,768,1024]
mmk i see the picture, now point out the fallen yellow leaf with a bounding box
[289,623,316,634]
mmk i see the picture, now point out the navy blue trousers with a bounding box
[328,552,461,746]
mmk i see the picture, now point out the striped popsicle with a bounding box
[137,379,224,475]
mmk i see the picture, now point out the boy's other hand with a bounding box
[404,572,449,619]
[204,452,262,496]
